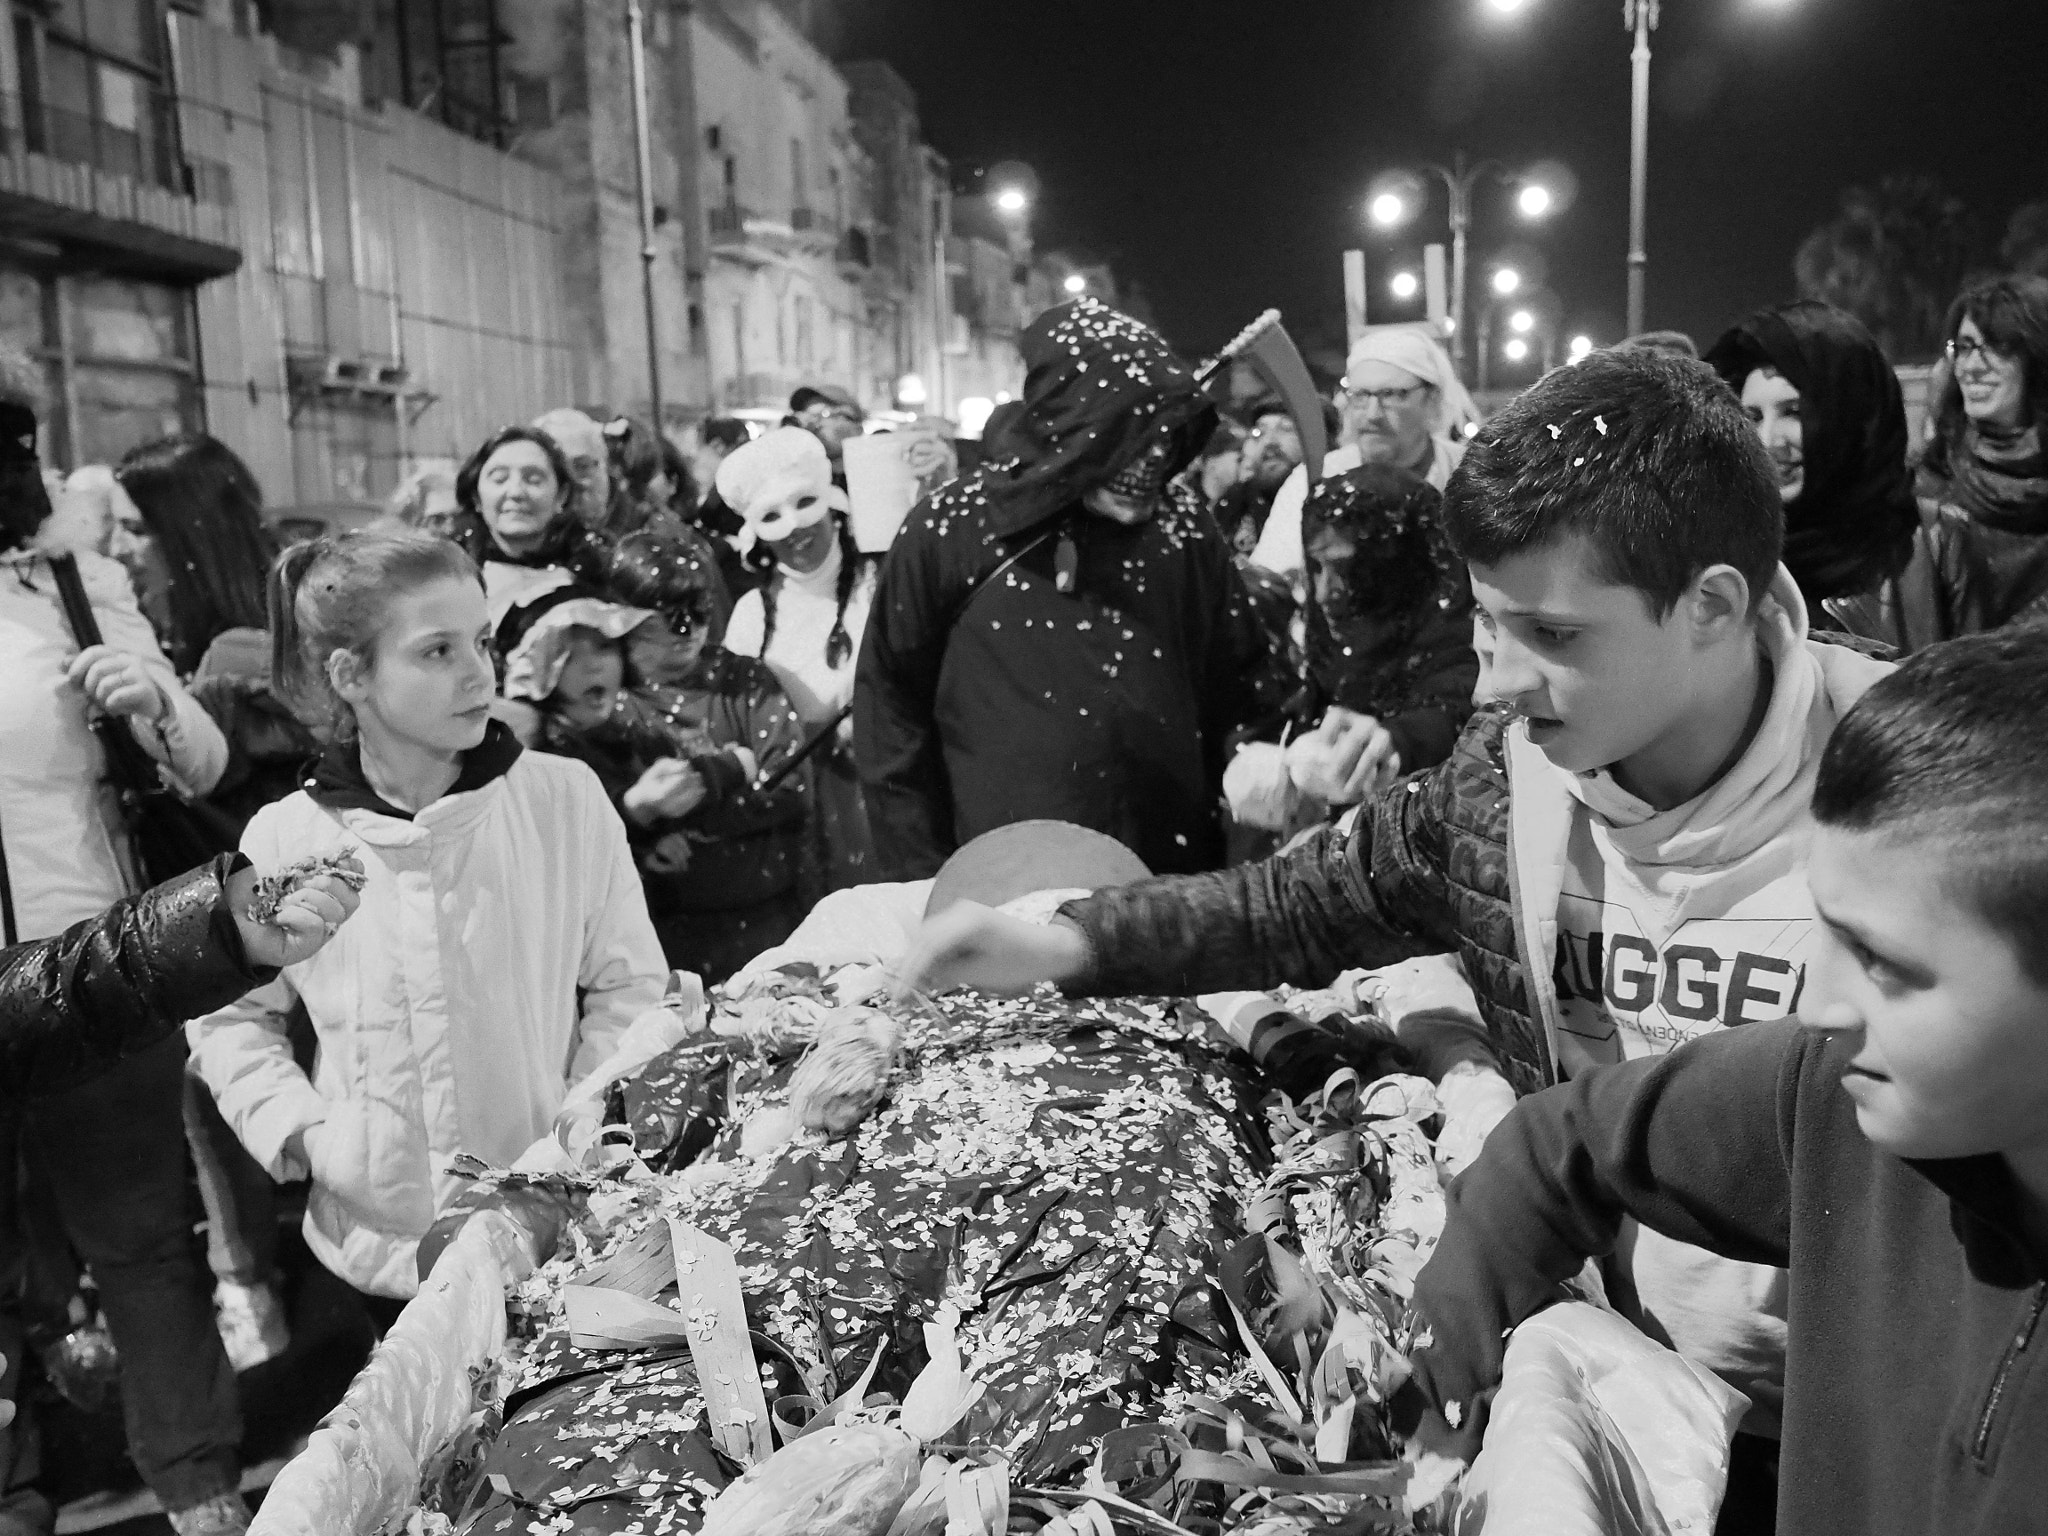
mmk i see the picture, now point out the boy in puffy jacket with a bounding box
[1400,628,2048,1536]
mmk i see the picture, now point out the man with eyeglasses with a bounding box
[789,384,865,478]
[1251,326,1475,585]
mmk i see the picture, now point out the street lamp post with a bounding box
[1371,152,1547,383]
[1624,0,1659,338]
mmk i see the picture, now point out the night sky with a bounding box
[829,0,2048,371]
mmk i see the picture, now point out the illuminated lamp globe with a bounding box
[1568,334,1594,360]
[1370,192,1408,228]
[1063,273,1087,295]
[994,187,1029,215]
[1390,271,1420,300]
[1492,268,1522,297]
[1503,338,1530,363]
[1517,183,1553,219]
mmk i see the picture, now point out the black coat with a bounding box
[856,478,1281,880]
[1,855,269,1101]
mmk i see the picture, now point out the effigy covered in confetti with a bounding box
[392,956,1466,1536]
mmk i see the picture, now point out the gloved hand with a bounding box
[1223,741,1299,831]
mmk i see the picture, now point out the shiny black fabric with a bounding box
[0,855,265,1101]
[1705,301,1920,606]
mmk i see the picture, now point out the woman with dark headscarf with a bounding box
[1706,300,1996,651]
[1228,466,1479,830]
[855,298,1282,879]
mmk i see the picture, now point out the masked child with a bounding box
[1400,626,2048,1535]
[187,532,667,1308]
[718,428,876,888]
[894,349,1896,1460]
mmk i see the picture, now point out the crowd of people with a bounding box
[2,262,2046,1536]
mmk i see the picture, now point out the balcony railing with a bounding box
[2,90,231,204]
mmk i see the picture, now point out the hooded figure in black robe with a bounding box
[855,299,1281,879]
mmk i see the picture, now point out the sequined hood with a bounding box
[981,298,1218,537]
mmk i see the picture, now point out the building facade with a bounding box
[2,0,1099,514]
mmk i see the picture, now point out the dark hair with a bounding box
[755,509,869,668]
[455,424,579,531]
[270,531,480,737]
[700,417,750,453]
[116,434,276,671]
[0,346,50,553]
[1923,273,2048,477]
[1198,418,1246,462]
[1812,626,2048,982]
[1441,347,1783,617]
[607,528,722,639]
[1241,398,1290,430]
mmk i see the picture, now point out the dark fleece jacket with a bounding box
[1402,1016,2048,1536]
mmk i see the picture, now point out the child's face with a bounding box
[1469,533,1715,778]
[336,576,495,757]
[627,620,706,687]
[553,636,625,730]
[1803,825,2048,1163]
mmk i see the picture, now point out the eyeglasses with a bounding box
[1947,335,2015,369]
[1343,383,1431,410]
[801,406,862,428]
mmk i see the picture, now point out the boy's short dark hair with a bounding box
[1812,626,2048,982]
[1441,348,1783,617]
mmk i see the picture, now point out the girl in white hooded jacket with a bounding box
[188,531,666,1304]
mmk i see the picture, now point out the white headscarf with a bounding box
[1343,325,1480,439]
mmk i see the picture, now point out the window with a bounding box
[0,259,200,468]
[19,0,178,190]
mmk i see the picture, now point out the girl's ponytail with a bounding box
[269,538,327,717]
[266,530,480,739]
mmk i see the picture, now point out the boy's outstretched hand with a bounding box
[891,899,1091,1001]
[227,859,365,969]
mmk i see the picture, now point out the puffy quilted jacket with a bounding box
[2,854,267,1101]
[1064,701,1545,1094]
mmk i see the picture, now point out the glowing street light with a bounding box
[1568,334,1595,360]
[1062,273,1087,295]
[1492,267,1522,297]
[1487,0,1531,11]
[1369,191,1409,228]
[1517,182,1553,219]
[1390,270,1420,300]
[1509,309,1535,334]
[1503,337,1531,363]
[993,186,1029,215]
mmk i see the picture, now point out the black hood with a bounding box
[303,718,523,821]
[1706,300,1920,605]
[980,299,1218,537]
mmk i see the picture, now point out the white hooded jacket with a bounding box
[188,743,667,1297]
[1504,569,1892,1433]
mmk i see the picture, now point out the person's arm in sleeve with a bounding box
[1058,739,1473,997]
[853,503,961,880]
[1396,1017,1805,1456]
[4,854,269,1098]
[569,764,669,1083]
[90,568,229,795]
[694,674,809,837]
